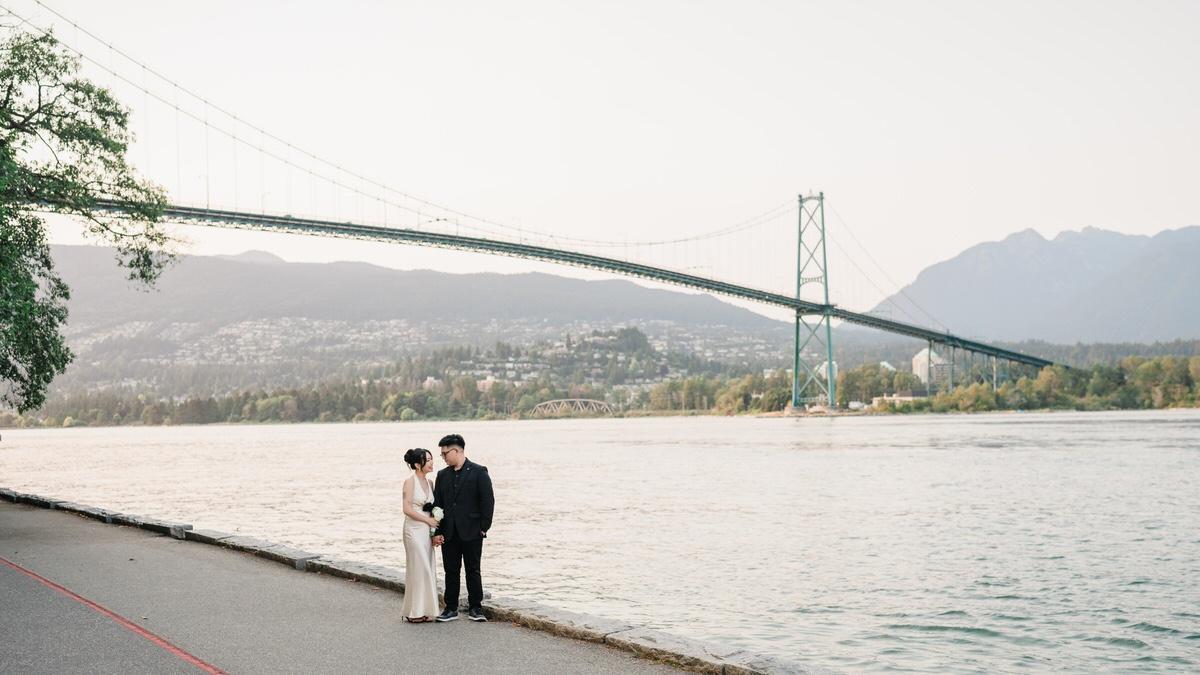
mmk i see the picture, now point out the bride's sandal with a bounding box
[404,616,429,624]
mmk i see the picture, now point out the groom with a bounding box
[431,433,494,622]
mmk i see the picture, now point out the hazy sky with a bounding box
[22,0,1200,320]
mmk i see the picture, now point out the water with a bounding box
[2,410,1198,673]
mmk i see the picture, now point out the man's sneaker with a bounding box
[435,609,459,622]
[467,607,488,622]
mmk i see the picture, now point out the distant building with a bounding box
[912,348,947,385]
[820,360,838,382]
[871,394,922,408]
[879,361,896,372]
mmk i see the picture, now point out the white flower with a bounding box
[432,507,444,521]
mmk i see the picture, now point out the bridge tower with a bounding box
[791,192,836,409]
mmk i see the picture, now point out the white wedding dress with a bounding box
[401,475,439,619]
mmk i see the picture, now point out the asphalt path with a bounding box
[0,502,680,674]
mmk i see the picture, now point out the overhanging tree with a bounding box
[1,29,172,413]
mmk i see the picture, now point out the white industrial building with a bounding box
[820,360,838,382]
[912,347,947,385]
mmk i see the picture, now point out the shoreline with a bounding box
[0,486,826,675]
[5,404,1197,432]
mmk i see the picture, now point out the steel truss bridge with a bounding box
[89,198,1056,405]
[531,399,616,417]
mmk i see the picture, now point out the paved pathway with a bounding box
[0,502,680,674]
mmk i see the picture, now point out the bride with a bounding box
[401,448,440,622]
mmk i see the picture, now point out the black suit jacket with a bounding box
[433,459,494,542]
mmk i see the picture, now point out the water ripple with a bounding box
[3,409,1199,673]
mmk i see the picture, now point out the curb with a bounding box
[0,487,833,674]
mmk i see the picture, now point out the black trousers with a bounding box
[441,536,484,610]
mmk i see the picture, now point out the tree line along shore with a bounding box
[4,354,1198,429]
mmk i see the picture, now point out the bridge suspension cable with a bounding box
[828,204,948,331]
[4,0,816,310]
[13,0,798,252]
[1,2,551,239]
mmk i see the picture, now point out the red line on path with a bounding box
[0,556,227,674]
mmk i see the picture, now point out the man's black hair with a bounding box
[438,433,465,449]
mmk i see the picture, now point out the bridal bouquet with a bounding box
[422,502,444,537]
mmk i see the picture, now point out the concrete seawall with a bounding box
[0,487,831,675]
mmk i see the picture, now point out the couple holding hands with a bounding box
[400,433,495,623]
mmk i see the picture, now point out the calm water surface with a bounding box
[3,410,1198,673]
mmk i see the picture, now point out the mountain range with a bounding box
[55,245,781,330]
[871,226,1200,343]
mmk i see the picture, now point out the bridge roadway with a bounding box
[92,200,1054,369]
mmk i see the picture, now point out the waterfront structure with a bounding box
[531,399,615,417]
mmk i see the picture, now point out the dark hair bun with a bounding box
[404,448,429,470]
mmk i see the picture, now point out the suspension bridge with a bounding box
[11,1,1057,409]
[86,194,1054,409]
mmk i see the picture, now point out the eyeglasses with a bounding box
[440,447,459,458]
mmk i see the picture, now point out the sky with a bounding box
[15,0,1200,322]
